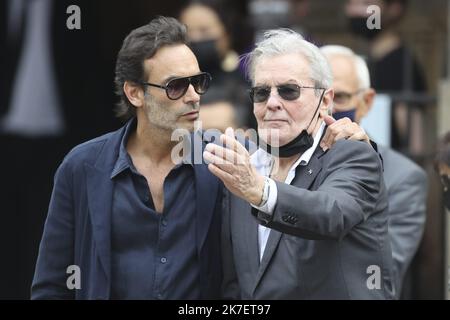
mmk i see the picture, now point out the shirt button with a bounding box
[160,257,167,264]
[157,293,163,300]
[161,219,167,226]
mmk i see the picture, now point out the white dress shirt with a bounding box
[251,122,326,261]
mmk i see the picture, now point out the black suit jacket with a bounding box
[32,123,224,299]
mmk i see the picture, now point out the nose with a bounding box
[265,88,282,111]
[183,84,201,105]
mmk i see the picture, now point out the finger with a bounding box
[205,143,243,164]
[225,127,234,139]
[328,119,354,136]
[203,150,234,169]
[333,116,352,124]
[207,163,235,184]
[220,133,248,155]
[320,129,332,150]
[350,123,367,137]
[224,127,235,152]
[342,123,365,141]
[321,120,349,148]
[348,131,369,142]
[348,132,365,141]
[323,114,336,126]
[334,131,353,142]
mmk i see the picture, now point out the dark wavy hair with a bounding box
[114,16,187,121]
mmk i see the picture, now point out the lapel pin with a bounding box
[307,168,313,175]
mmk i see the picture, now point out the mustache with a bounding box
[144,95,199,113]
[180,102,200,114]
[263,111,288,122]
[182,102,200,114]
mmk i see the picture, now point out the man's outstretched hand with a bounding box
[203,127,265,206]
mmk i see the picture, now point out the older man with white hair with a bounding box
[203,29,395,299]
[320,45,428,298]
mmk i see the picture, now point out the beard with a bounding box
[143,94,200,132]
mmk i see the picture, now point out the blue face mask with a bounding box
[333,108,356,122]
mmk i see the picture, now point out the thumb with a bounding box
[225,127,235,138]
[323,114,336,126]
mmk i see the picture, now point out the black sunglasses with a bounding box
[142,72,212,100]
[249,83,324,103]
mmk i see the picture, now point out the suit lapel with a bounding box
[82,125,126,292]
[253,146,325,292]
[232,195,260,283]
[290,149,324,188]
[84,163,113,286]
[252,228,282,294]
[193,132,219,254]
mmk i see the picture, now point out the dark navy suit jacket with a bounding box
[31,124,223,299]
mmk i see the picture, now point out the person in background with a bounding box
[345,0,427,155]
[0,0,116,299]
[320,44,428,298]
[287,0,312,40]
[179,0,254,131]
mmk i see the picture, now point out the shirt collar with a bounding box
[110,118,195,179]
[110,117,137,179]
[251,121,326,171]
[293,121,326,167]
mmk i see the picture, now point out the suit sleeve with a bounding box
[256,140,384,240]
[388,167,427,293]
[31,159,75,299]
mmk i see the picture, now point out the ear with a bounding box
[321,88,334,114]
[360,88,376,118]
[124,81,145,108]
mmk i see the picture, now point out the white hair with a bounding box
[242,29,332,95]
[320,45,371,90]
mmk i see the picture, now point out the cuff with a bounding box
[251,177,278,215]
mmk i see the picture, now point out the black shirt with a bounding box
[109,119,200,299]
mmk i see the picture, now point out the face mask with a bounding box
[333,108,356,122]
[189,39,222,73]
[348,17,381,40]
[260,89,326,158]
